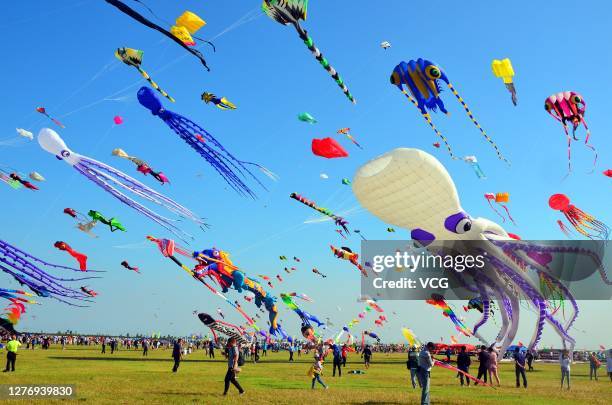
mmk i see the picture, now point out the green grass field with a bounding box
[1,346,610,404]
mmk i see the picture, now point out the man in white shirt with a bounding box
[417,342,435,405]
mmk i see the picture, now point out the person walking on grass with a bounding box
[3,335,21,372]
[309,354,328,389]
[332,344,342,377]
[172,339,182,372]
[560,350,571,390]
[526,350,534,371]
[417,342,434,405]
[223,337,245,396]
[407,346,421,389]
[475,345,489,385]
[208,339,215,359]
[607,349,612,382]
[456,346,471,387]
[488,346,501,387]
[589,352,600,380]
[362,345,372,369]
[514,347,528,388]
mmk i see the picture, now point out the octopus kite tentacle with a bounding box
[38,128,204,242]
[138,87,266,198]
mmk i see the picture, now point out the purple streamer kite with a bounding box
[0,239,101,306]
[38,128,206,242]
[137,87,270,198]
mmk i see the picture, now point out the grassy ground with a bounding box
[1,346,610,404]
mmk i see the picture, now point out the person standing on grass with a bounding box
[560,350,571,390]
[332,344,342,377]
[3,335,21,372]
[456,346,471,387]
[514,347,528,388]
[309,354,328,389]
[607,349,612,382]
[589,352,600,380]
[208,339,215,359]
[417,342,434,405]
[475,346,489,385]
[363,345,372,369]
[101,337,106,354]
[407,346,421,389]
[341,344,349,367]
[526,350,534,371]
[223,337,245,396]
[142,339,149,357]
[172,339,183,372]
[488,346,501,387]
[289,343,294,362]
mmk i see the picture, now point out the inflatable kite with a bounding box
[54,241,88,271]
[290,192,350,234]
[29,172,45,182]
[9,173,38,190]
[201,92,236,110]
[112,148,169,185]
[115,47,175,102]
[138,86,268,198]
[330,245,367,277]
[463,156,486,179]
[311,137,348,159]
[298,112,316,123]
[36,107,64,128]
[426,295,473,337]
[491,58,517,106]
[105,0,213,71]
[262,0,356,104]
[38,128,204,242]
[603,169,612,178]
[549,194,609,240]
[121,261,139,273]
[16,128,33,140]
[380,41,391,50]
[544,91,597,173]
[198,313,250,345]
[390,59,508,162]
[88,210,126,232]
[312,268,326,278]
[80,286,98,297]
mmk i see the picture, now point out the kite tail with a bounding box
[487,199,506,223]
[447,83,509,164]
[137,67,175,103]
[294,24,356,104]
[581,118,597,173]
[505,83,518,106]
[500,204,516,225]
[401,90,456,159]
[556,220,572,238]
[65,247,88,271]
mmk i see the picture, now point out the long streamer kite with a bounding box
[0,239,101,306]
[38,128,205,242]
[290,192,350,234]
[390,58,508,163]
[138,86,269,198]
[262,0,356,104]
[426,295,472,337]
[198,312,251,345]
[105,0,212,71]
[330,245,367,277]
[36,107,65,128]
[115,47,175,103]
[53,241,88,271]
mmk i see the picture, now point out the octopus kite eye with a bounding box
[425,65,441,79]
[390,72,401,85]
[571,95,582,104]
[60,150,70,158]
[444,212,472,234]
[544,103,552,111]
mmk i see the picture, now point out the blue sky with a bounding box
[1,1,610,348]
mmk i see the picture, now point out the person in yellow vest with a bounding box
[4,335,21,372]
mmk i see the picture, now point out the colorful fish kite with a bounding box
[290,192,350,234]
[201,92,236,110]
[544,91,597,173]
[298,112,317,123]
[426,294,472,337]
[401,327,421,347]
[312,137,348,159]
[121,261,139,273]
[138,87,269,198]
[115,47,175,102]
[463,156,486,179]
[330,245,367,277]
[484,192,515,225]
[105,0,213,70]
[549,194,609,240]
[112,148,169,185]
[262,0,356,104]
[54,241,88,271]
[36,107,65,128]
[390,58,508,163]
[341,178,351,186]
[38,128,204,242]
[491,58,517,106]
[8,173,38,190]
[336,128,363,149]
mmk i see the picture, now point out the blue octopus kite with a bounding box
[390,58,508,163]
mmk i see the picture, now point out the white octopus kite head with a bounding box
[352,148,508,244]
[38,128,80,166]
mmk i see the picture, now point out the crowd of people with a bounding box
[1,331,610,403]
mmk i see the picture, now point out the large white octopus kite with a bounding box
[352,148,610,355]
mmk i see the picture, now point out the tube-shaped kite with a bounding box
[290,192,349,234]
